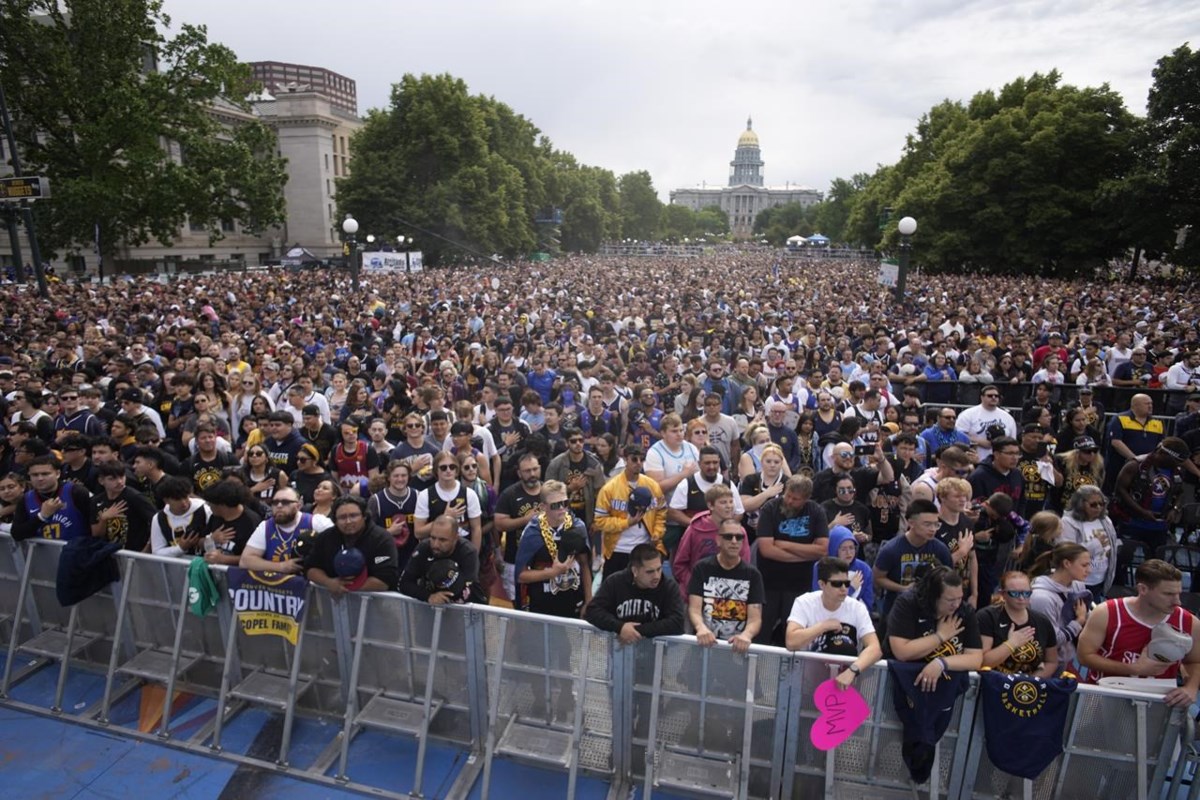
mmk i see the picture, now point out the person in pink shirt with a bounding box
[671,483,749,602]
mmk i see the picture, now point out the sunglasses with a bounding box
[826,579,852,589]
[719,533,745,541]
[547,500,569,510]
[837,487,856,495]
[1004,590,1033,599]
[271,499,298,506]
[437,464,459,472]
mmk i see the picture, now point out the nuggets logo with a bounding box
[999,677,1046,718]
[105,516,129,546]
[1020,461,1046,498]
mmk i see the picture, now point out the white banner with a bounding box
[361,251,407,273]
[360,250,424,273]
[877,261,898,287]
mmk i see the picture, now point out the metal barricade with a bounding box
[335,592,479,794]
[479,605,613,800]
[98,553,229,736]
[0,538,1191,800]
[0,537,122,709]
[961,682,1183,800]
[0,534,30,644]
[638,636,790,799]
[211,578,317,767]
[780,654,976,800]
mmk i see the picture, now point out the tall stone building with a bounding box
[669,118,822,238]
[0,61,362,274]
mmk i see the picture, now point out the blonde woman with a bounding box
[739,442,788,538]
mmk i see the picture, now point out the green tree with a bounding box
[695,206,729,237]
[810,174,868,244]
[1144,43,1200,267]
[848,73,1138,276]
[659,204,696,241]
[753,202,812,245]
[338,73,536,263]
[0,0,287,265]
[617,170,662,240]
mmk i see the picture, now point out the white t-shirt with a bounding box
[787,590,876,656]
[150,498,211,556]
[669,474,745,515]
[246,512,334,552]
[645,440,700,477]
[955,405,1017,460]
[415,482,482,539]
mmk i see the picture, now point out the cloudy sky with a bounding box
[164,0,1198,200]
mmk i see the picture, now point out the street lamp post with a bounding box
[893,216,917,303]
[397,235,411,272]
[342,213,359,292]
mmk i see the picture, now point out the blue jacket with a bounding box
[811,525,874,610]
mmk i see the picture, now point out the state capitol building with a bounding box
[669,118,822,238]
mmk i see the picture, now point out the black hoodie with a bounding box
[585,568,685,638]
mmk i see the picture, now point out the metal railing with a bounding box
[0,534,1188,800]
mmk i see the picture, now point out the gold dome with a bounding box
[737,116,759,148]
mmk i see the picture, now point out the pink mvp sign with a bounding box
[809,678,870,751]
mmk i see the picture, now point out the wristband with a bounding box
[1003,641,1016,655]
[937,657,949,672]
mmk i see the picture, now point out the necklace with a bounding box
[537,510,576,561]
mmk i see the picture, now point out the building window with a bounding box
[221,219,235,233]
[326,179,331,196]
[324,153,329,171]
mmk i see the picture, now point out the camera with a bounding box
[854,444,875,457]
[985,423,1006,441]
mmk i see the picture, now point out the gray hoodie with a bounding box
[1030,575,1090,668]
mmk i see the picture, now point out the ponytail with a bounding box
[1029,542,1087,579]
[913,564,962,613]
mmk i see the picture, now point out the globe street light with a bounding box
[342,213,359,291]
[894,216,917,302]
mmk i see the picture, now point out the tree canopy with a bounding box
[0,0,288,262]
[830,47,1200,276]
[340,74,681,262]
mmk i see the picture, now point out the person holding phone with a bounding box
[811,441,895,504]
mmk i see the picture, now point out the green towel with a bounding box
[187,556,220,616]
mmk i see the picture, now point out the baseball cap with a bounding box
[333,547,368,591]
[1072,436,1099,452]
[1149,623,1192,663]
[627,485,653,513]
[120,388,143,403]
[1021,423,1045,435]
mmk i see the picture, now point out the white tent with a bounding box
[786,235,807,245]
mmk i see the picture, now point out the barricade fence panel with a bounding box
[0,535,1189,800]
[0,536,26,642]
[784,653,975,799]
[962,685,1183,800]
[347,592,476,745]
[633,637,789,799]
[479,607,615,777]
[14,538,120,672]
[112,554,228,692]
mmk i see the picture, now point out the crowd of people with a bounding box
[2,252,1200,775]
